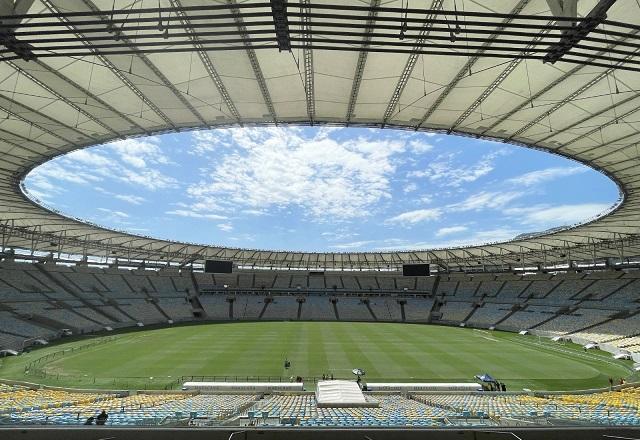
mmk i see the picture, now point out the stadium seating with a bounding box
[248,394,454,427]
[300,296,335,321]
[198,296,230,320]
[2,260,640,358]
[3,384,638,427]
[336,298,371,321]
[403,298,434,322]
[535,308,616,337]
[261,296,298,320]
[234,295,265,320]
[368,298,402,322]
[466,303,512,327]
[497,305,559,331]
[438,301,475,323]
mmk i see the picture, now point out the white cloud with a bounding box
[94,207,131,225]
[321,230,359,242]
[66,149,113,168]
[190,131,225,155]
[31,162,101,186]
[408,149,507,187]
[217,222,233,232]
[409,140,434,153]
[505,203,610,226]
[329,240,375,249]
[419,195,433,204]
[27,137,176,194]
[385,208,442,225]
[507,166,587,186]
[114,194,146,205]
[435,225,468,237]
[403,183,418,193]
[374,227,520,250]
[185,127,410,220]
[97,207,129,218]
[449,191,525,212]
[108,137,169,168]
[118,168,177,190]
[242,209,268,216]
[166,209,228,220]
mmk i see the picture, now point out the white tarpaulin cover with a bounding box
[316,380,376,408]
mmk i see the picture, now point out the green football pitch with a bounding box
[0,321,635,391]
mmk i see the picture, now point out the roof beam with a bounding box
[301,0,315,123]
[479,40,625,136]
[0,100,79,147]
[451,25,555,130]
[381,0,443,124]
[6,60,119,139]
[585,132,640,164]
[538,92,640,145]
[559,104,640,152]
[228,0,277,124]
[80,0,208,127]
[345,0,380,124]
[508,45,639,141]
[169,0,242,124]
[0,94,94,145]
[413,0,530,130]
[0,126,56,155]
[27,58,149,135]
[41,0,177,131]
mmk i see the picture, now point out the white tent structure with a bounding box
[316,380,375,408]
[0,0,639,271]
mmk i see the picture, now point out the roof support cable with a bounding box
[524,58,533,108]
[602,23,620,125]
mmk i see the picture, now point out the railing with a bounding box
[24,336,121,375]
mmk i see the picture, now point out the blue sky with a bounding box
[24,127,620,252]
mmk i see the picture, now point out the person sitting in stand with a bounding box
[96,410,108,425]
[83,416,95,425]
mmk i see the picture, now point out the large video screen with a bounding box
[402,264,430,276]
[204,260,233,273]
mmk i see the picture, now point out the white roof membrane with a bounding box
[0,0,638,270]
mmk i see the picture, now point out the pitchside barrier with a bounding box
[365,383,482,392]
[181,382,304,392]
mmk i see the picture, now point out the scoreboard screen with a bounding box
[204,260,233,273]
[402,264,430,276]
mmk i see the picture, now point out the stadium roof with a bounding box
[0,0,640,270]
